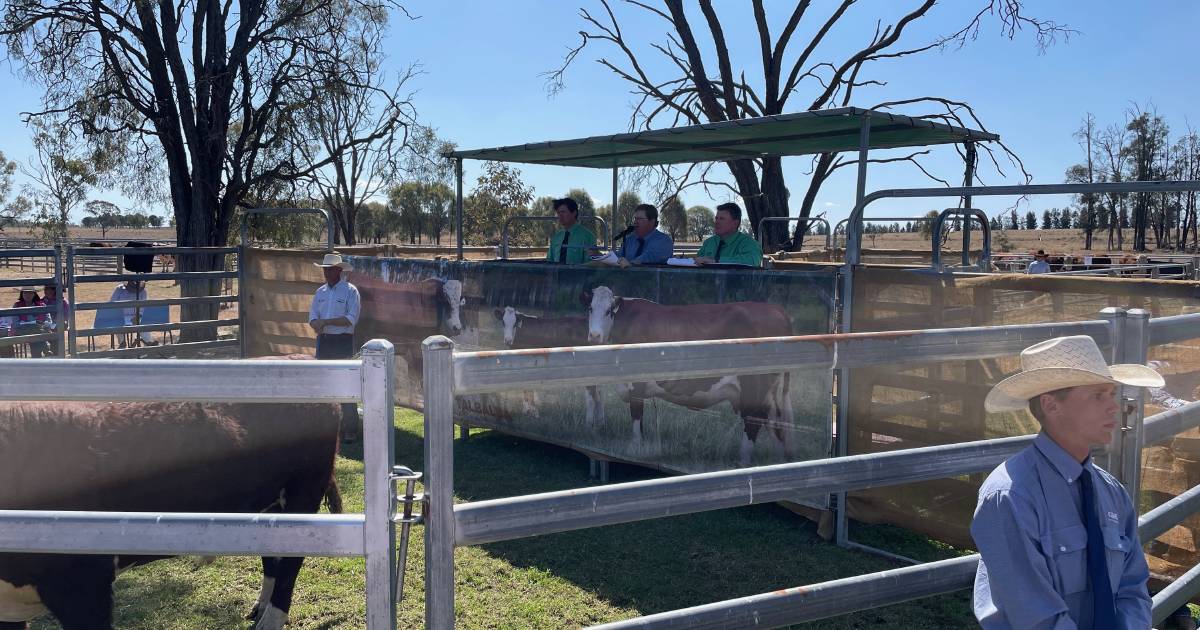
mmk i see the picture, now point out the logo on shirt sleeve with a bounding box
[1106,511,1119,523]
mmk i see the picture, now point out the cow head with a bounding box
[586,285,621,344]
[493,306,524,346]
[441,279,465,335]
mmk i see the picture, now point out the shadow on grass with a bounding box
[446,428,973,627]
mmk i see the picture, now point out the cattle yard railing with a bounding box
[0,247,65,357]
[67,245,241,357]
[0,340,404,629]
[417,308,1200,628]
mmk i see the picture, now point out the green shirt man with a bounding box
[545,197,597,264]
[695,203,763,267]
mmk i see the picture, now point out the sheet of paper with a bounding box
[666,257,696,267]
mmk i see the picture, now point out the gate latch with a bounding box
[390,465,425,602]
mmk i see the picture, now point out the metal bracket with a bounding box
[390,465,426,603]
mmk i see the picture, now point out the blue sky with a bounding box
[1,1,1197,225]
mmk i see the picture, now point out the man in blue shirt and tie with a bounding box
[615,203,673,267]
[973,335,1162,629]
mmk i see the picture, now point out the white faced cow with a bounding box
[0,397,342,630]
[493,306,604,425]
[354,275,466,378]
[583,285,796,466]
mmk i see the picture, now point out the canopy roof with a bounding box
[446,107,998,169]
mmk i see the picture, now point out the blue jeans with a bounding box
[316,333,360,439]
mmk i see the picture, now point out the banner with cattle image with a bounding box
[348,257,836,480]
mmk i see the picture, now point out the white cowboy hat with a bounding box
[314,252,351,270]
[985,335,1164,413]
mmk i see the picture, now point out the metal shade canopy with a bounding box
[445,107,997,168]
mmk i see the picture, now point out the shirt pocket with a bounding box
[1047,524,1089,595]
[1101,523,1131,593]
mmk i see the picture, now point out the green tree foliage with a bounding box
[391,181,425,244]
[1041,210,1052,230]
[659,197,686,241]
[685,205,714,242]
[463,162,533,246]
[0,150,29,231]
[83,200,120,238]
[615,191,642,228]
[1025,211,1038,230]
[24,118,106,240]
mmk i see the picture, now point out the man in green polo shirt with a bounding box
[694,202,763,267]
[545,197,597,264]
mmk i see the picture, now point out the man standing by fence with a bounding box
[972,335,1161,628]
[309,252,361,442]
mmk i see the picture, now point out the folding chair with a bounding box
[139,305,172,345]
[89,307,130,352]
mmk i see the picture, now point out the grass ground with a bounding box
[28,408,973,629]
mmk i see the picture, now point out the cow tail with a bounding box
[324,477,344,514]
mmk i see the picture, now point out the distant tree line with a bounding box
[1068,107,1199,251]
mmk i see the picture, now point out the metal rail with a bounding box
[66,244,242,357]
[0,340,399,629]
[756,216,832,251]
[931,208,991,270]
[420,309,1200,629]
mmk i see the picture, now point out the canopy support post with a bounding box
[611,166,619,238]
[962,142,977,267]
[835,113,871,548]
[455,158,464,261]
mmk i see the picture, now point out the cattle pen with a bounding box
[9,108,1200,628]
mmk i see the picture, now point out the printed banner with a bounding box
[348,257,836,477]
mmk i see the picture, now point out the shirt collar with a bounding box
[1034,432,1087,483]
[325,277,347,291]
[718,231,740,244]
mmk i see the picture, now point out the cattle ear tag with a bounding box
[460,297,466,306]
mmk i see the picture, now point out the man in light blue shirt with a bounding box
[973,335,1163,629]
[615,203,673,266]
[309,252,362,441]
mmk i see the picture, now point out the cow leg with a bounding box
[250,472,329,630]
[771,373,796,460]
[628,382,647,442]
[247,557,278,622]
[737,375,776,467]
[584,386,602,427]
[35,556,116,630]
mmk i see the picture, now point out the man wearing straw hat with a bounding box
[309,252,362,442]
[972,335,1162,628]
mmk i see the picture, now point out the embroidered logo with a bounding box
[1106,511,1119,523]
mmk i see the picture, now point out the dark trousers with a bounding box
[317,333,360,439]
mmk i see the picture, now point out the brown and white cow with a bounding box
[354,275,466,373]
[493,307,603,423]
[0,399,342,630]
[582,286,795,466]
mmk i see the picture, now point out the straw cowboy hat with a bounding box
[984,335,1164,413]
[314,252,351,270]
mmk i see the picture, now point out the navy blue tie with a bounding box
[714,238,724,262]
[634,237,645,258]
[1079,468,1117,626]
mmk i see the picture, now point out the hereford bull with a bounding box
[0,399,342,630]
[582,286,795,466]
[493,307,603,423]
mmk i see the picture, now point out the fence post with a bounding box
[423,336,456,629]
[1121,309,1150,499]
[1099,307,1127,476]
[66,246,77,357]
[361,339,397,630]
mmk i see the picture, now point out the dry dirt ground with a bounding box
[850,227,1183,256]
